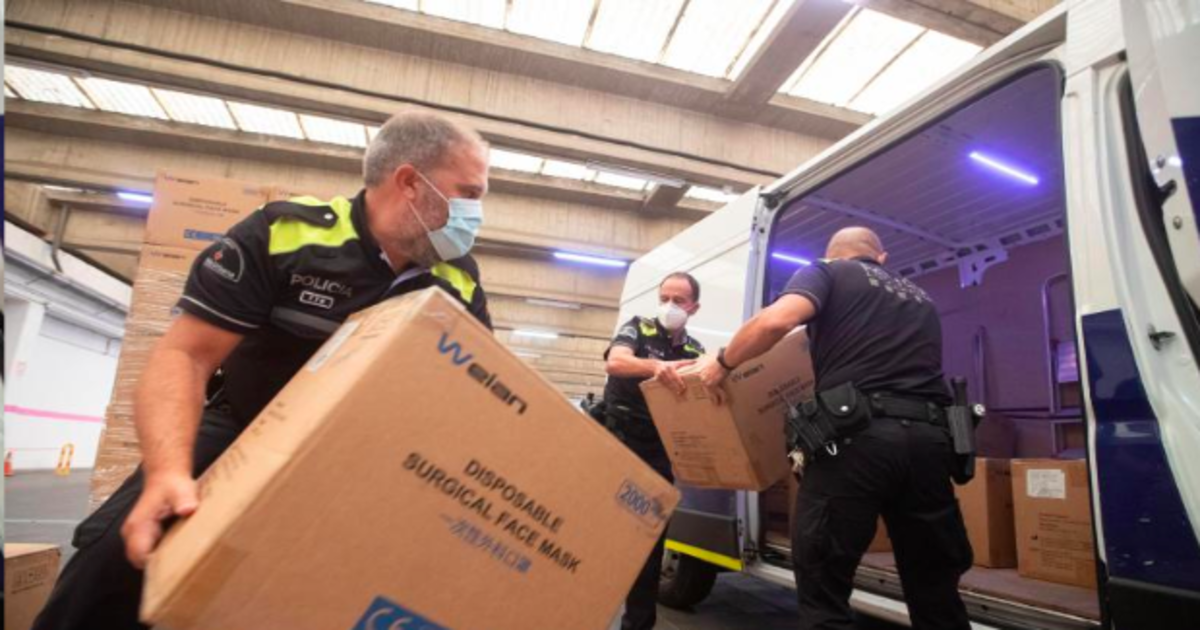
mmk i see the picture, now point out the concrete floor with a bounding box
[5,468,92,566]
[5,471,901,629]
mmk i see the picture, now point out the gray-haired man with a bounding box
[33,111,493,630]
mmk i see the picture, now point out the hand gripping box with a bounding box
[142,288,680,630]
[640,329,814,490]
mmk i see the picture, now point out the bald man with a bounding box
[687,227,972,630]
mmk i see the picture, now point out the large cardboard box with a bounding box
[955,458,1017,568]
[142,288,681,630]
[641,329,814,490]
[1011,459,1096,588]
[144,172,269,251]
[4,544,62,630]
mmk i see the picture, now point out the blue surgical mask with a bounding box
[409,171,484,261]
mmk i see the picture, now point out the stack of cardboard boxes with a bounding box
[957,457,1095,587]
[89,173,273,509]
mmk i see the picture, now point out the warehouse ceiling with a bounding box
[3,0,1059,399]
[362,0,983,116]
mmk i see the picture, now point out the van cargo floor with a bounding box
[859,552,1100,623]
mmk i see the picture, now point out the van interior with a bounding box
[757,66,1100,623]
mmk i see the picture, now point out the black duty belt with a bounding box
[867,392,946,426]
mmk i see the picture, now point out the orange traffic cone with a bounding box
[5,450,14,477]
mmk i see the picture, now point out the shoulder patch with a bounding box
[201,237,245,283]
[263,201,339,228]
[638,317,659,337]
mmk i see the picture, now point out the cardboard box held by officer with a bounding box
[640,329,814,491]
[141,288,680,630]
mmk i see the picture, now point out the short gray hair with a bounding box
[362,112,485,187]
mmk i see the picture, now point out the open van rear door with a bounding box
[1071,2,1200,626]
[1121,0,1200,306]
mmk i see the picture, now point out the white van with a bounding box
[615,1,1200,628]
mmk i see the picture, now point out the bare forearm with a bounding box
[134,347,209,477]
[606,352,661,379]
[725,314,793,368]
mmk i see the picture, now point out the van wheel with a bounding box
[658,549,718,609]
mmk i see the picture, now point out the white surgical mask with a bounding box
[657,302,689,331]
[409,171,484,261]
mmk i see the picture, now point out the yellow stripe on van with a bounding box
[665,539,743,572]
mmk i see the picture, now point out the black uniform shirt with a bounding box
[602,316,705,419]
[781,257,950,404]
[178,189,492,425]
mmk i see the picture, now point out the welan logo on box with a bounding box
[436,332,528,415]
[352,596,449,630]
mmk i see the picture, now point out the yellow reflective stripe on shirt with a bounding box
[684,343,700,355]
[268,196,357,255]
[639,319,658,337]
[431,262,477,303]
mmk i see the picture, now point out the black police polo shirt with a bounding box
[177,190,492,425]
[781,257,950,404]
[602,316,705,418]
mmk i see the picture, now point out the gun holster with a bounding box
[784,382,872,461]
[606,405,658,444]
[946,378,984,485]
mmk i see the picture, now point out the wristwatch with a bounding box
[717,347,735,371]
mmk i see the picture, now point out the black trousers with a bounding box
[791,418,973,630]
[32,409,242,630]
[621,447,674,630]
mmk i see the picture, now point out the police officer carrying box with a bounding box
[691,227,974,630]
[601,272,704,630]
[33,112,494,630]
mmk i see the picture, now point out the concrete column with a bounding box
[5,297,47,385]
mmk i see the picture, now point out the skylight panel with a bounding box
[76,77,169,119]
[507,0,593,46]
[151,88,236,129]
[685,185,738,204]
[785,9,923,108]
[364,0,419,9]
[848,30,981,115]
[422,0,506,29]
[728,0,796,79]
[661,0,775,78]
[366,125,381,141]
[586,0,685,63]
[540,159,597,181]
[300,113,368,147]
[4,65,95,109]
[489,148,544,173]
[594,172,649,191]
[227,101,305,139]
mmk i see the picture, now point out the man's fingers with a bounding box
[123,517,162,569]
[169,484,200,517]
